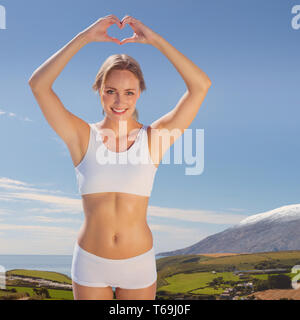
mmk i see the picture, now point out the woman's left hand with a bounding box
[119,15,159,45]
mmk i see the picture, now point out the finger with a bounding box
[120,18,127,28]
[110,37,121,45]
[110,14,120,21]
[120,18,127,29]
[120,36,136,45]
[121,14,131,21]
[106,15,122,28]
[121,16,133,25]
[111,16,122,28]
[112,18,122,29]
[107,14,121,23]
[123,16,138,23]
[104,33,121,44]
[121,19,134,30]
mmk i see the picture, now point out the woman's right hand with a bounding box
[81,15,122,44]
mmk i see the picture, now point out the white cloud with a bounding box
[23,117,33,122]
[0,177,33,187]
[148,205,246,224]
[0,177,82,214]
[0,208,11,215]
[0,235,77,255]
[0,177,63,194]
[150,223,211,253]
[4,192,81,206]
[0,223,78,254]
[0,110,33,121]
[1,192,82,214]
[23,215,82,224]
[0,196,12,202]
[0,223,76,233]
[27,208,79,214]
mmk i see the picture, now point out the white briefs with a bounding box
[71,241,157,289]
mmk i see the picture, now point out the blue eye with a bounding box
[106,90,134,95]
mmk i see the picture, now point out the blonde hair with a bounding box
[92,54,147,121]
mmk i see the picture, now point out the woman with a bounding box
[28,14,211,300]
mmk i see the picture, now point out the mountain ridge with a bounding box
[157,204,300,257]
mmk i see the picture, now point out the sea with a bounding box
[0,254,166,279]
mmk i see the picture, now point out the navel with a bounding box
[112,233,119,243]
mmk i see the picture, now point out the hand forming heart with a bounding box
[119,15,157,45]
[82,14,158,46]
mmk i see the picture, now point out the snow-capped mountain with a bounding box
[157,204,300,257]
[234,204,300,227]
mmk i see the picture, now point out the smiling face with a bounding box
[100,69,141,121]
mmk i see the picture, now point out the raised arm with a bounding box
[150,34,212,133]
[119,16,211,164]
[28,15,122,147]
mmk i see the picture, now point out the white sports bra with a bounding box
[74,122,158,197]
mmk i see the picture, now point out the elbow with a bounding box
[28,74,50,93]
[28,74,38,91]
[199,80,212,93]
[194,77,212,93]
[204,76,212,89]
[28,79,35,90]
[196,79,212,93]
[207,78,212,88]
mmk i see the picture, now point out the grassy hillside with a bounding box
[157,250,300,277]
[6,269,72,284]
[156,250,300,298]
[158,271,240,295]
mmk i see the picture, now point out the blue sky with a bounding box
[0,0,299,254]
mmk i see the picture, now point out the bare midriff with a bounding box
[74,125,162,260]
[77,192,153,259]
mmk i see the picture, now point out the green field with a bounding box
[158,271,240,294]
[1,269,73,300]
[6,269,72,284]
[0,286,74,300]
[156,250,300,278]
[157,271,297,296]
[155,250,300,299]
